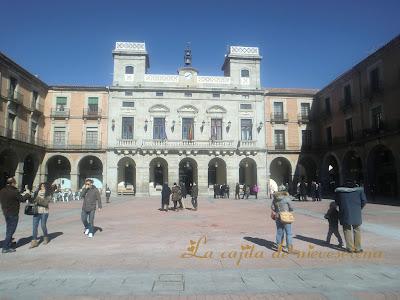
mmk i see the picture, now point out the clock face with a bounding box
[184,72,192,80]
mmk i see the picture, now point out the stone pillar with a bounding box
[15,162,24,190]
[107,166,118,194]
[136,157,149,196]
[70,173,78,192]
[197,163,208,196]
[226,156,238,198]
[168,164,179,186]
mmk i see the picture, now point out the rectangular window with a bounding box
[56,97,67,111]
[300,103,310,118]
[32,91,38,108]
[122,101,135,108]
[325,97,331,115]
[344,84,352,105]
[241,119,252,140]
[121,117,134,139]
[371,106,383,130]
[240,103,252,110]
[30,122,37,143]
[182,118,194,140]
[184,92,192,97]
[7,113,15,138]
[273,102,284,119]
[212,93,220,98]
[302,130,312,147]
[87,97,98,113]
[346,118,353,142]
[153,117,166,139]
[211,119,222,140]
[326,127,332,146]
[274,130,285,149]
[86,127,98,146]
[156,91,164,97]
[125,91,133,96]
[370,68,381,92]
[53,127,66,145]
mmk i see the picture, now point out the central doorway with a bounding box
[179,158,198,194]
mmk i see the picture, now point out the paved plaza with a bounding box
[1,195,400,299]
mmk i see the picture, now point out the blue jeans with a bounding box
[81,210,95,234]
[32,213,49,240]
[275,220,293,247]
[3,215,19,250]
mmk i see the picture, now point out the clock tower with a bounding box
[178,43,198,84]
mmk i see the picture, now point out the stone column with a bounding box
[15,162,24,190]
[167,156,179,186]
[197,159,208,196]
[70,173,78,192]
[226,156,238,198]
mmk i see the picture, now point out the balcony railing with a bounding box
[51,108,70,118]
[83,108,102,118]
[339,99,353,113]
[297,113,312,123]
[239,140,257,148]
[46,140,103,150]
[141,139,235,149]
[116,139,138,147]
[0,125,45,147]
[364,81,384,100]
[7,89,24,104]
[267,144,314,152]
[30,101,44,113]
[270,113,288,123]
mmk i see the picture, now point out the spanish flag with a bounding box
[188,125,193,140]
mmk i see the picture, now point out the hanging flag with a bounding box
[188,124,193,140]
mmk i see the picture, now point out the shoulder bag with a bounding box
[24,203,38,215]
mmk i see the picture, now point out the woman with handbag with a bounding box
[271,191,298,254]
[30,183,51,249]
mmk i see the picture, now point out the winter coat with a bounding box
[171,186,181,201]
[324,207,339,228]
[335,187,367,226]
[81,186,102,212]
[0,185,25,216]
[271,193,293,213]
[191,185,198,198]
[161,184,171,205]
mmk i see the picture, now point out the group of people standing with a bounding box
[1,177,103,254]
[235,183,259,199]
[213,184,230,198]
[295,179,322,201]
[271,180,367,254]
[161,182,198,211]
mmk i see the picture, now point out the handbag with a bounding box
[279,211,295,224]
[271,211,277,220]
[24,203,38,215]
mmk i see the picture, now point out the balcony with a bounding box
[267,144,314,153]
[30,101,44,114]
[297,113,312,123]
[238,140,257,148]
[270,113,288,123]
[0,126,45,147]
[339,99,353,113]
[7,89,24,105]
[51,108,70,119]
[141,139,235,150]
[83,108,102,119]
[46,140,103,150]
[116,139,138,148]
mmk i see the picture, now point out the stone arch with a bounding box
[117,157,136,194]
[149,157,168,187]
[367,144,398,200]
[149,104,170,113]
[177,105,199,114]
[45,155,72,189]
[208,157,227,186]
[22,153,40,190]
[179,157,198,194]
[293,156,317,195]
[239,157,257,186]
[342,150,363,184]
[321,152,341,194]
[206,105,227,114]
[0,148,19,188]
[77,155,103,188]
[270,157,292,188]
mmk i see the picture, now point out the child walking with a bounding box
[324,201,343,247]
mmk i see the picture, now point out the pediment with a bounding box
[206,105,227,114]
[177,105,198,114]
[149,104,170,113]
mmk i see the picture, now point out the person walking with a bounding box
[324,201,343,247]
[30,183,51,248]
[245,185,250,199]
[161,183,171,211]
[191,182,198,211]
[335,181,367,253]
[317,182,322,201]
[235,183,240,199]
[105,186,111,203]
[81,179,102,238]
[300,179,307,201]
[0,178,27,253]
[253,184,259,199]
[271,191,298,254]
[241,185,246,199]
[171,183,182,211]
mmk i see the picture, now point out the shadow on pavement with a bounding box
[94,226,103,234]
[0,231,64,249]
[294,234,346,252]
[243,236,276,251]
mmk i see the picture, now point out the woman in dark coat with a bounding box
[161,183,171,211]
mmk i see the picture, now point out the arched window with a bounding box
[241,69,249,78]
[125,66,134,74]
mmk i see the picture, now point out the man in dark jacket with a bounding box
[0,177,26,253]
[81,179,102,238]
[191,182,198,211]
[335,181,367,253]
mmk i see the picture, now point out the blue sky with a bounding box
[0,0,399,89]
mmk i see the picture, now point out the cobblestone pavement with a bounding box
[1,196,400,299]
